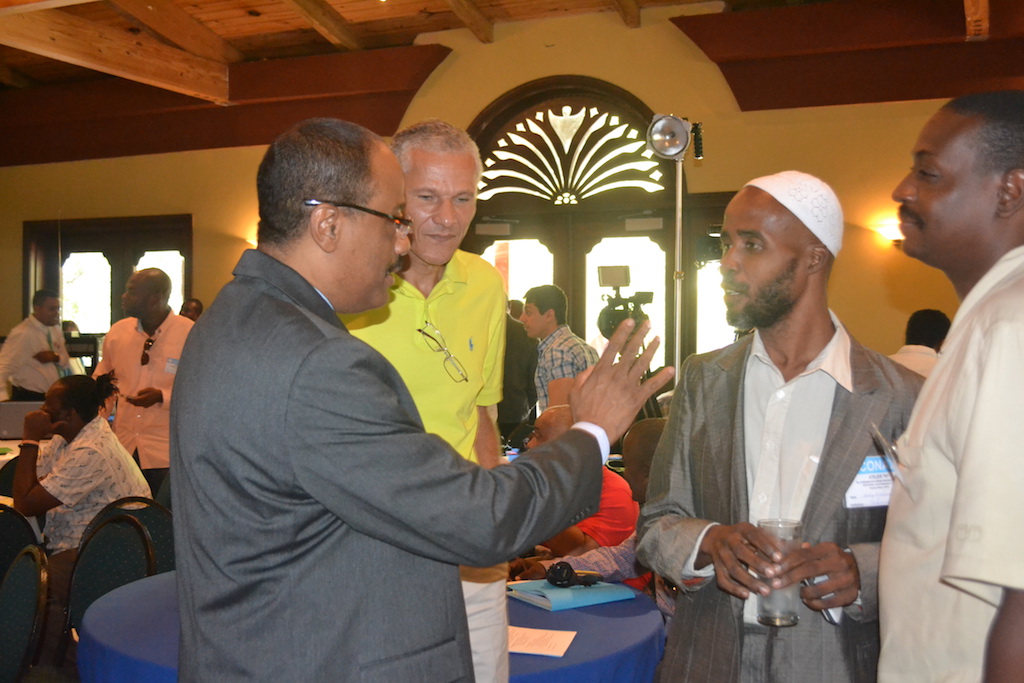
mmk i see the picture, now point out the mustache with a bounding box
[721,277,747,294]
[388,254,406,275]
[898,205,923,224]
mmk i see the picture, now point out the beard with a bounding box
[725,258,798,330]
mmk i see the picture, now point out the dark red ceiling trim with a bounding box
[671,0,1024,111]
[0,44,451,167]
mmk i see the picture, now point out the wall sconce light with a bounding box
[871,216,903,247]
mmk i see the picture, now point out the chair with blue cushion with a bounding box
[81,496,174,573]
[0,545,48,683]
[0,503,39,581]
[0,456,18,497]
[154,474,172,510]
[59,514,156,663]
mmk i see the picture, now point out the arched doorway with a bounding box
[464,76,731,369]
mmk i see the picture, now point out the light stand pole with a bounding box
[646,115,702,379]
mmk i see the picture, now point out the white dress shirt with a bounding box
[682,314,854,624]
[879,245,1024,681]
[93,312,193,469]
[0,315,71,400]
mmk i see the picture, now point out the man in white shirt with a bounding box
[879,90,1024,682]
[0,289,71,401]
[888,308,950,378]
[637,171,923,682]
[94,268,193,495]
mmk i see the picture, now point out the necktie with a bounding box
[47,328,70,378]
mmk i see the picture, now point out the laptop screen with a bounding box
[0,402,43,440]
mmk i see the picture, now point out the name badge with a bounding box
[844,455,892,508]
[164,358,180,375]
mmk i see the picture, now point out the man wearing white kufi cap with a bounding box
[638,170,923,682]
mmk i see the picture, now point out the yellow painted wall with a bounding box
[0,146,265,326]
[0,4,959,353]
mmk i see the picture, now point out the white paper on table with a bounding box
[508,625,576,657]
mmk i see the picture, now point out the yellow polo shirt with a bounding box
[341,250,506,464]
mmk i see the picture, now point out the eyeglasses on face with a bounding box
[140,337,155,366]
[417,321,468,383]
[303,199,412,236]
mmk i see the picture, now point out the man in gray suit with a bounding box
[637,171,922,682]
[170,118,672,681]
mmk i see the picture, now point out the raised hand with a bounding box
[569,318,674,445]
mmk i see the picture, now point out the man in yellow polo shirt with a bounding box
[341,119,509,681]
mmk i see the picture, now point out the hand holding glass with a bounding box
[756,519,803,627]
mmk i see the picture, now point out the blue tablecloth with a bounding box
[508,592,664,682]
[78,571,664,682]
[77,572,178,683]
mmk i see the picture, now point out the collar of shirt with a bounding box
[747,310,853,393]
[312,286,334,311]
[537,324,571,354]
[394,250,467,302]
[895,344,937,358]
[28,315,57,334]
[953,243,1024,328]
[133,310,180,339]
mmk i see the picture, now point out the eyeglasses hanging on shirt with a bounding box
[417,320,468,383]
[140,338,155,366]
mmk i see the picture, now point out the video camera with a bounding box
[596,266,654,340]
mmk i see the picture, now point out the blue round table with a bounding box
[77,572,178,683]
[78,571,665,682]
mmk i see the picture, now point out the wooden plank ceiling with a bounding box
[1,0,1022,165]
[0,0,691,165]
[0,0,676,101]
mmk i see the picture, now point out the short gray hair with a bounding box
[391,120,483,182]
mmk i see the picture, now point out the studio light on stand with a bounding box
[646,114,703,379]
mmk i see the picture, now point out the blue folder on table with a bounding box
[508,580,635,611]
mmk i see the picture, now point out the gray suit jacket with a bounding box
[171,250,602,682]
[637,333,922,683]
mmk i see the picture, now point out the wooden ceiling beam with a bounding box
[106,0,244,63]
[0,8,229,103]
[0,44,453,167]
[611,0,640,28]
[0,56,33,86]
[671,0,1024,110]
[444,0,492,43]
[278,0,362,51]
[0,0,93,16]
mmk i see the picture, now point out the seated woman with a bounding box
[12,372,151,669]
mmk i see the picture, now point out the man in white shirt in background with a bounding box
[0,289,71,401]
[94,268,193,496]
[888,308,950,378]
[879,90,1024,682]
[637,171,922,682]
